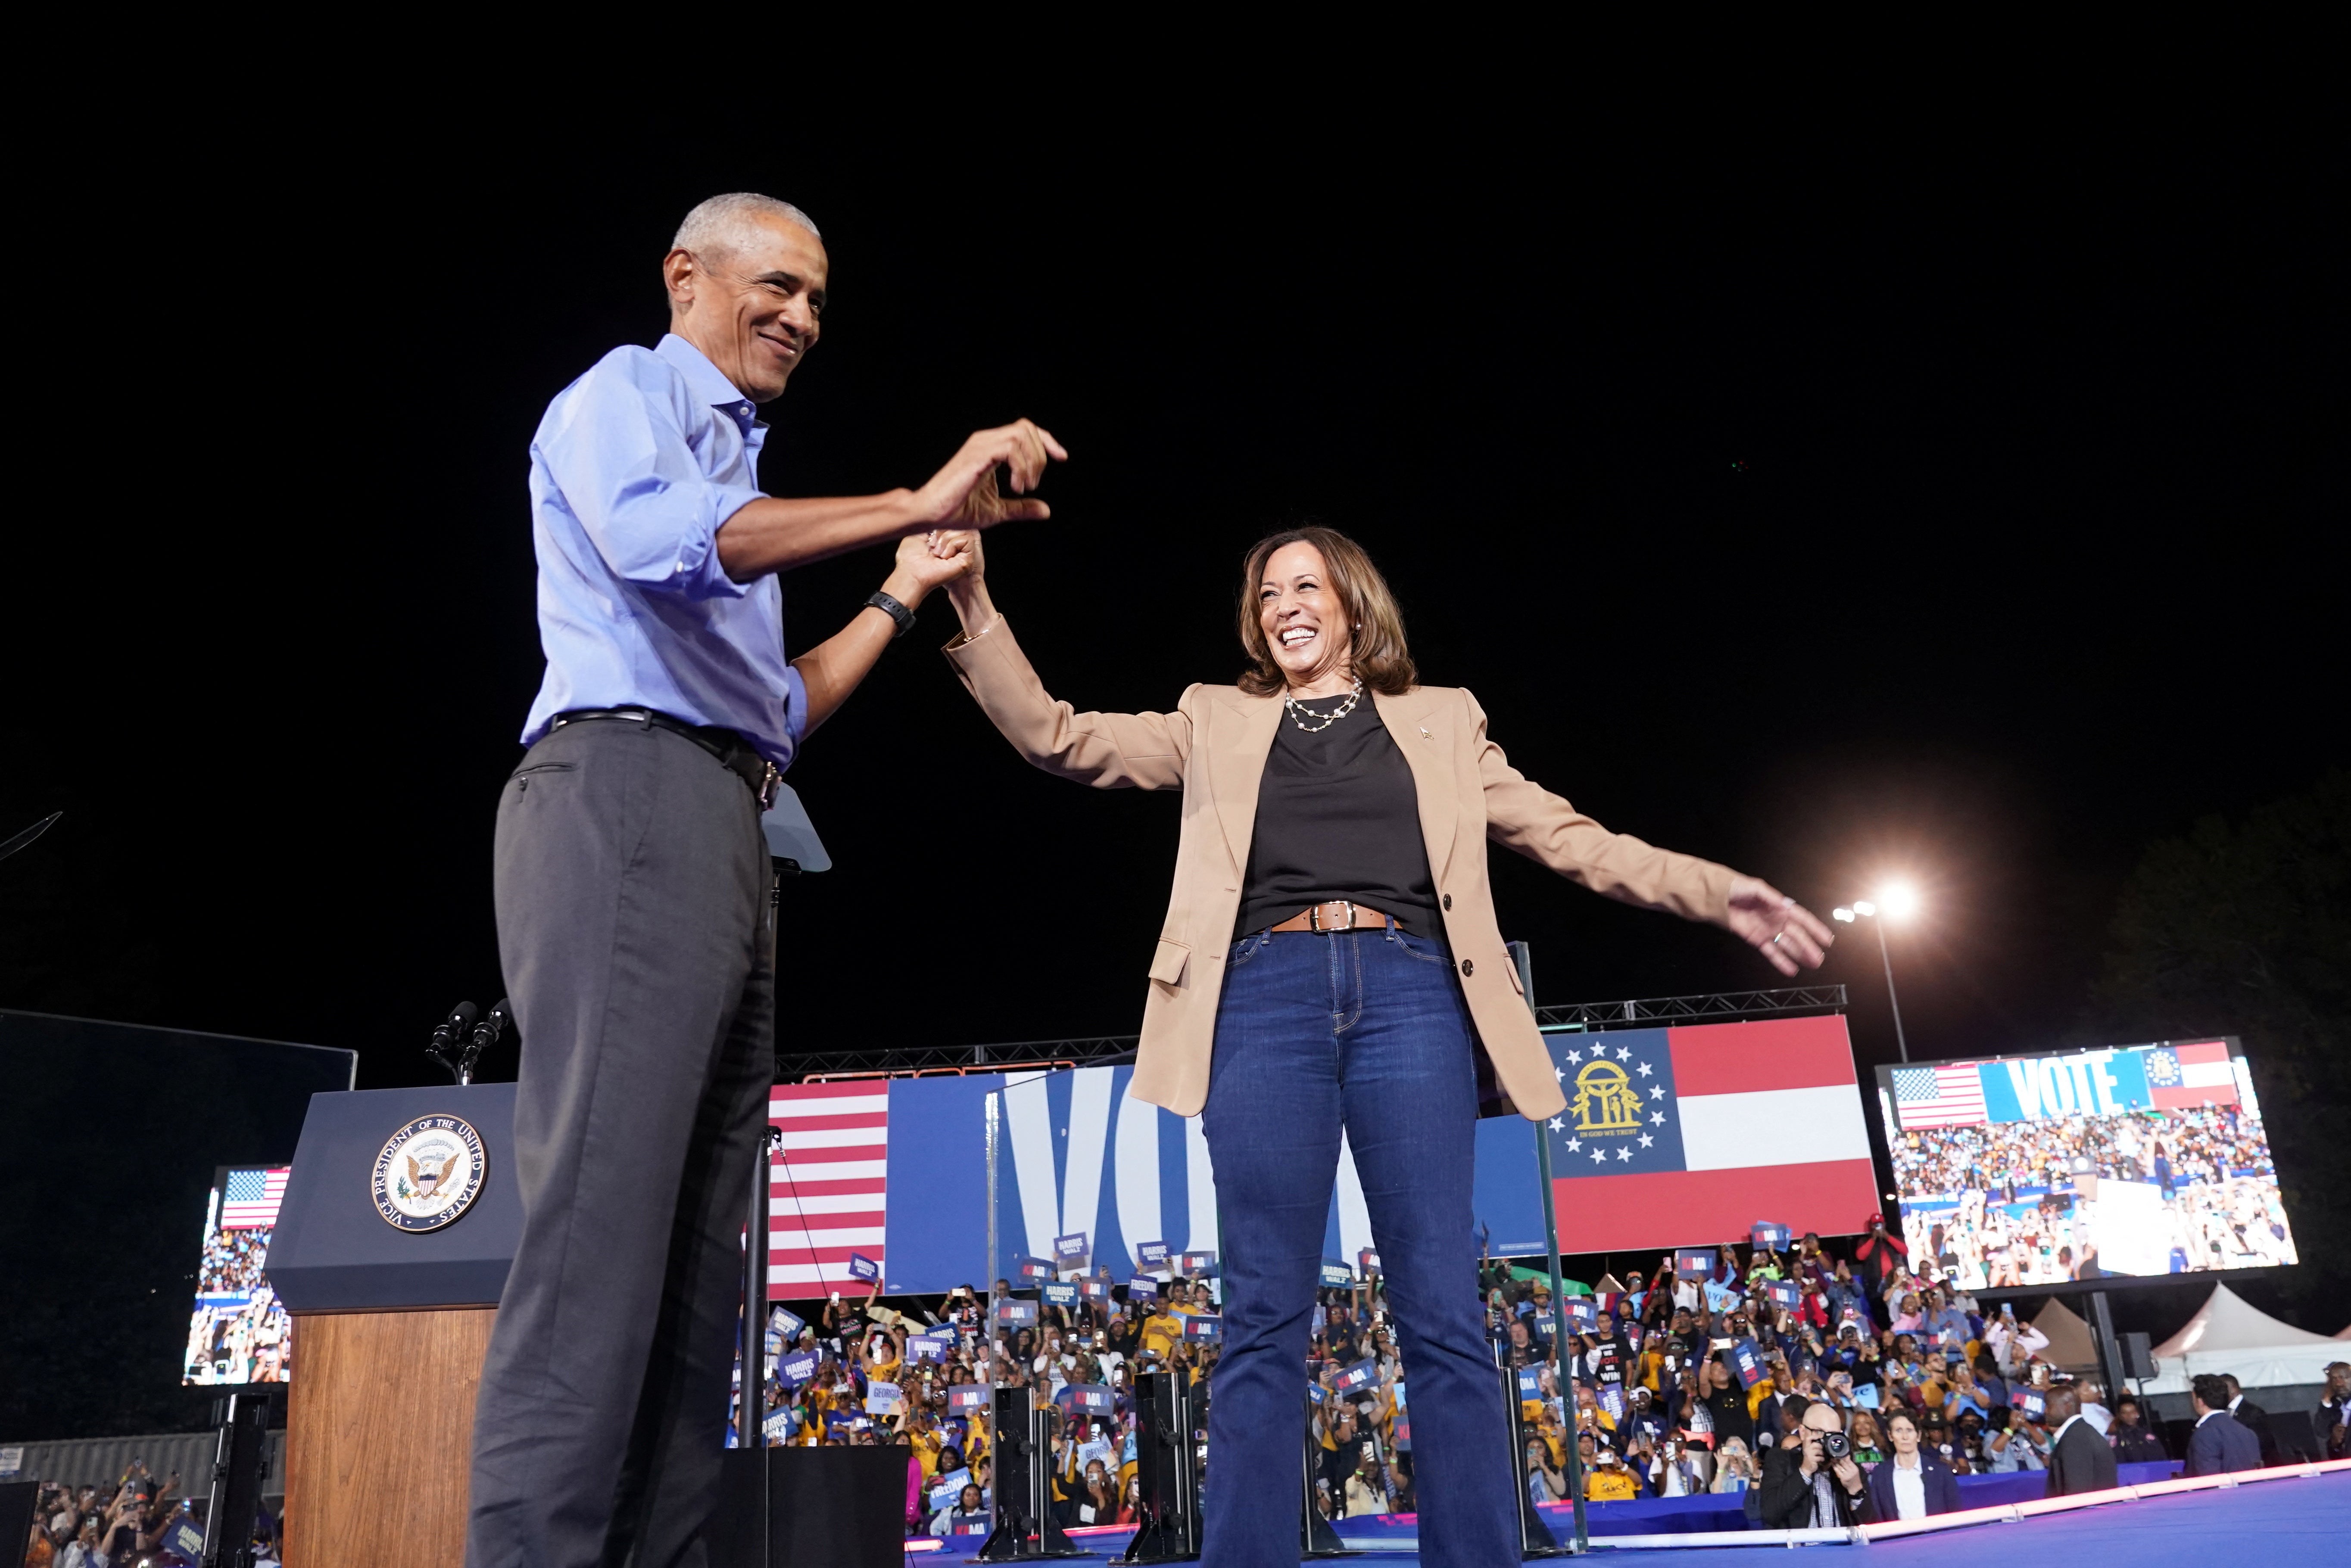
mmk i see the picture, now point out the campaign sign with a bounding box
[776,1350,819,1388]
[1128,1275,1160,1299]
[1358,1248,1382,1276]
[847,1253,881,1283]
[1516,1368,1544,1401]
[1179,1251,1218,1278]
[1853,1381,1881,1410]
[1061,1383,1116,1414]
[1014,1255,1055,1281]
[1308,1382,1326,1405]
[949,1383,991,1413]
[1040,1281,1079,1307]
[866,1381,903,1416]
[1674,1248,1714,1280]
[1751,1223,1791,1252]
[1528,1313,1556,1338]
[1182,1314,1223,1341]
[1332,1358,1378,1394]
[995,1299,1039,1326]
[761,1407,797,1442]
[1764,1280,1801,1310]
[1730,1338,1766,1391]
[1136,1240,1172,1270]
[1321,1260,1356,1288]
[1561,1297,1599,1332]
[1598,1383,1627,1422]
[928,1467,973,1510]
[1054,1232,1091,1269]
[1624,1322,1646,1353]
[951,1514,992,1536]
[907,1332,952,1364]
[1077,1277,1108,1300]
[2009,1388,2046,1419]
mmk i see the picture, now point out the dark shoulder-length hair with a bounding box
[1235,526,1417,697]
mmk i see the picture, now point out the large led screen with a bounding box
[1877,1037,2295,1285]
[183,1165,293,1385]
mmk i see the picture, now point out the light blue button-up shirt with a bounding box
[520,333,808,768]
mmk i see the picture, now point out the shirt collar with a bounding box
[656,333,762,435]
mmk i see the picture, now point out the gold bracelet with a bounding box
[949,612,1002,651]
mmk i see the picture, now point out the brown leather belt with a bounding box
[1269,900,1398,933]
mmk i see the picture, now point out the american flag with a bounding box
[768,1083,888,1296]
[219,1167,290,1229]
[1892,1065,1988,1129]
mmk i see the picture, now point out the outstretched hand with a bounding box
[913,419,1067,530]
[1725,877,1835,976]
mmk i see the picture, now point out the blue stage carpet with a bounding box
[907,1469,2351,1565]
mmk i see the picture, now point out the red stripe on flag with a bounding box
[774,1081,893,1100]
[2152,1084,2238,1109]
[1666,1016,1857,1096]
[772,1112,891,1134]
[2174,1041,2231,1064]
[1548,1159,1879,1253]
[773,1144,886,1164]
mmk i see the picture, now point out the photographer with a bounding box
[1757,1396,1872,1528]
[1864,1409,1960,1521]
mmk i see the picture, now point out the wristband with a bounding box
[867,590,916,639]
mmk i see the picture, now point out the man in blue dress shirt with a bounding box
[466,192,1063,1568]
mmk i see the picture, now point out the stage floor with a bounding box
[908,1468,2351,1565]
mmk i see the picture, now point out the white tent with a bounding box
[2136,1282,2342,1393]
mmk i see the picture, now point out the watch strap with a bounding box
[867,590,916,639]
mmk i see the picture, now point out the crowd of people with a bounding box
[729,1208,2344,1540]
[18,1461,277,1568]
[1888,1102,2295,1287]
[183,1225,292,1387]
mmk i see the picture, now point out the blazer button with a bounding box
[1442,894,1453,911]
[1460,958,1474,977]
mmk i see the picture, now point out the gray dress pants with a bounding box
[466,717,776,1568]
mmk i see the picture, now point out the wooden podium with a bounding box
[266,1084,521,1568]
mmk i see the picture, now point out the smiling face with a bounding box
[664,213,828,402]
[1257,541,1353,690]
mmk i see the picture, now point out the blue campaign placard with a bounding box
[777,1350,818,1387]
[1357,1248,1382,1275]
[1308,1382,1326,1405]
[1014,1255,1054,1281]
[848,1253,880,1283]
[1077,1277,1108,1299]
[1529,1312,1556,1338]
[1674,1248,1713,1280]
[1731,1338,1765,1390]
[1182,1314,1223,1341]
[1516,1368,1544,1400]
[1751,1222,1790,1252]
[1127,1275,1160,1298]
[1853,1381,1880,1410]
[928,1466,973,1510]
[1561,1297,1598,1332]
[762,1407,798,1442]
[1765,1279,1800,1310]
[770,1304,806,1341]
[1041,1281,1079,1307]
[1054,1231,1091,1265]
[1061,1382,1115,1413]
[1331,1357,1377,1394]
[1321,1260,1355,1288]
[949,1383,990,1412]
[907,1333,951,1363]
[1136,1240,1172,1269]
[1599,1384,1626,1422]
[995,1299,1038,1326]
[1179,1250,1217,1278]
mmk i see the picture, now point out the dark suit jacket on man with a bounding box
[2231,1399,2280,1465]
[1757,1443,1872,1529]
[1864,1449,1962,1520]
[2184,1411,2262,1476]
[2045,1418,2119,1496]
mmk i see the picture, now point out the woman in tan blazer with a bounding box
[931,525,1831,1567]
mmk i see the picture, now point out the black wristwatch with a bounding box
[866,589,916,638]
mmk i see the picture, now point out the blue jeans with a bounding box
[1200,927,1518,1568]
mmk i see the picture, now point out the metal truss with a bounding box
[780,986,1845,1081]
[1534,984,1847,1032]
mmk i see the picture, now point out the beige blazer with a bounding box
[943,618,1737,1122]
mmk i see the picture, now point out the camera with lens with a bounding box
[1819,1430,1852,1461]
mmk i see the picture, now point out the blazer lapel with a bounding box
[1372,687,1459,887]
[1208,687,1285,876]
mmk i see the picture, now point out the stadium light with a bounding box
[1838,893,1914,1064]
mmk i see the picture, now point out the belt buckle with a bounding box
[1310,899,1355,933]
[758,761,781,812]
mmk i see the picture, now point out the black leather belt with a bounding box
[551,708,781,809]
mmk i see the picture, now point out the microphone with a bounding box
[470,998,511,1052]
[431,1002,479,1053]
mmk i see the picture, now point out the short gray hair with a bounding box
[672,193,821,259]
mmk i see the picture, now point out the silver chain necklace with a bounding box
[1284,675,1365,733]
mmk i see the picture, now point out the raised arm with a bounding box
[1467,690,1834,974]
[939,535,1193,791]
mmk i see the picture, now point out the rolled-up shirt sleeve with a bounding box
[536,352,763,601]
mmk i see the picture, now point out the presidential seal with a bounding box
[371,1114,488,1232]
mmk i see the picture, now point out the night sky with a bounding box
[4,118,2341,1427]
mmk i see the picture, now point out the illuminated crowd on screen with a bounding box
[725,1204,2336,1540]
[1889,1100,2295,1288]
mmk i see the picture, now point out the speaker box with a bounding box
[2120,1332,2158,1381]
[710,1445,906,1568]
[0,1483,39,1564]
